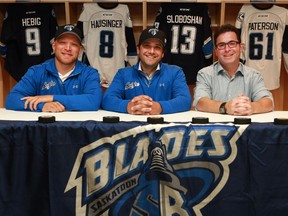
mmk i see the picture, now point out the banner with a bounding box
[1,121,288,215]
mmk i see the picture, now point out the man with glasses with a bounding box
[5,24,102,112]
[193,24,273,115]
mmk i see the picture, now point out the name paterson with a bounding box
[248,22,279,31]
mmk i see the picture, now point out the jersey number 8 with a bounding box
[99,30,114,58]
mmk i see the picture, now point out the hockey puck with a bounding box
[103,116,120,123]
[274,118,288,125]
[147,117,164,124]
[38,115,56,123]
[234,118,251,125]
[192,117,209,124]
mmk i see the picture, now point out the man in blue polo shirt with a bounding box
[5,24,102,112]
[102,28,192,115]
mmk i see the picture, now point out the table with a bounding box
[0,108,287,122]
[0,109,288,216]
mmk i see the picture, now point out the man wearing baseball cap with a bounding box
[102,28,191,115]
[6,24,102,112]
[54,24,83,43]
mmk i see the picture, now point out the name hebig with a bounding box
[22,17,41,26]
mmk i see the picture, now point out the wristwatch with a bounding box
[219,102,227,114]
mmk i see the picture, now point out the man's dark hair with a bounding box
[214,24,241,45]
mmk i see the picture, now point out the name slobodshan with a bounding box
[166,15,203,25]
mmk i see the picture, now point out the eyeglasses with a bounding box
[64,24,75,31]
[216,41,240,50]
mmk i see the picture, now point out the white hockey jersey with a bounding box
[235,4,288,90]
[78,3,137,87]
